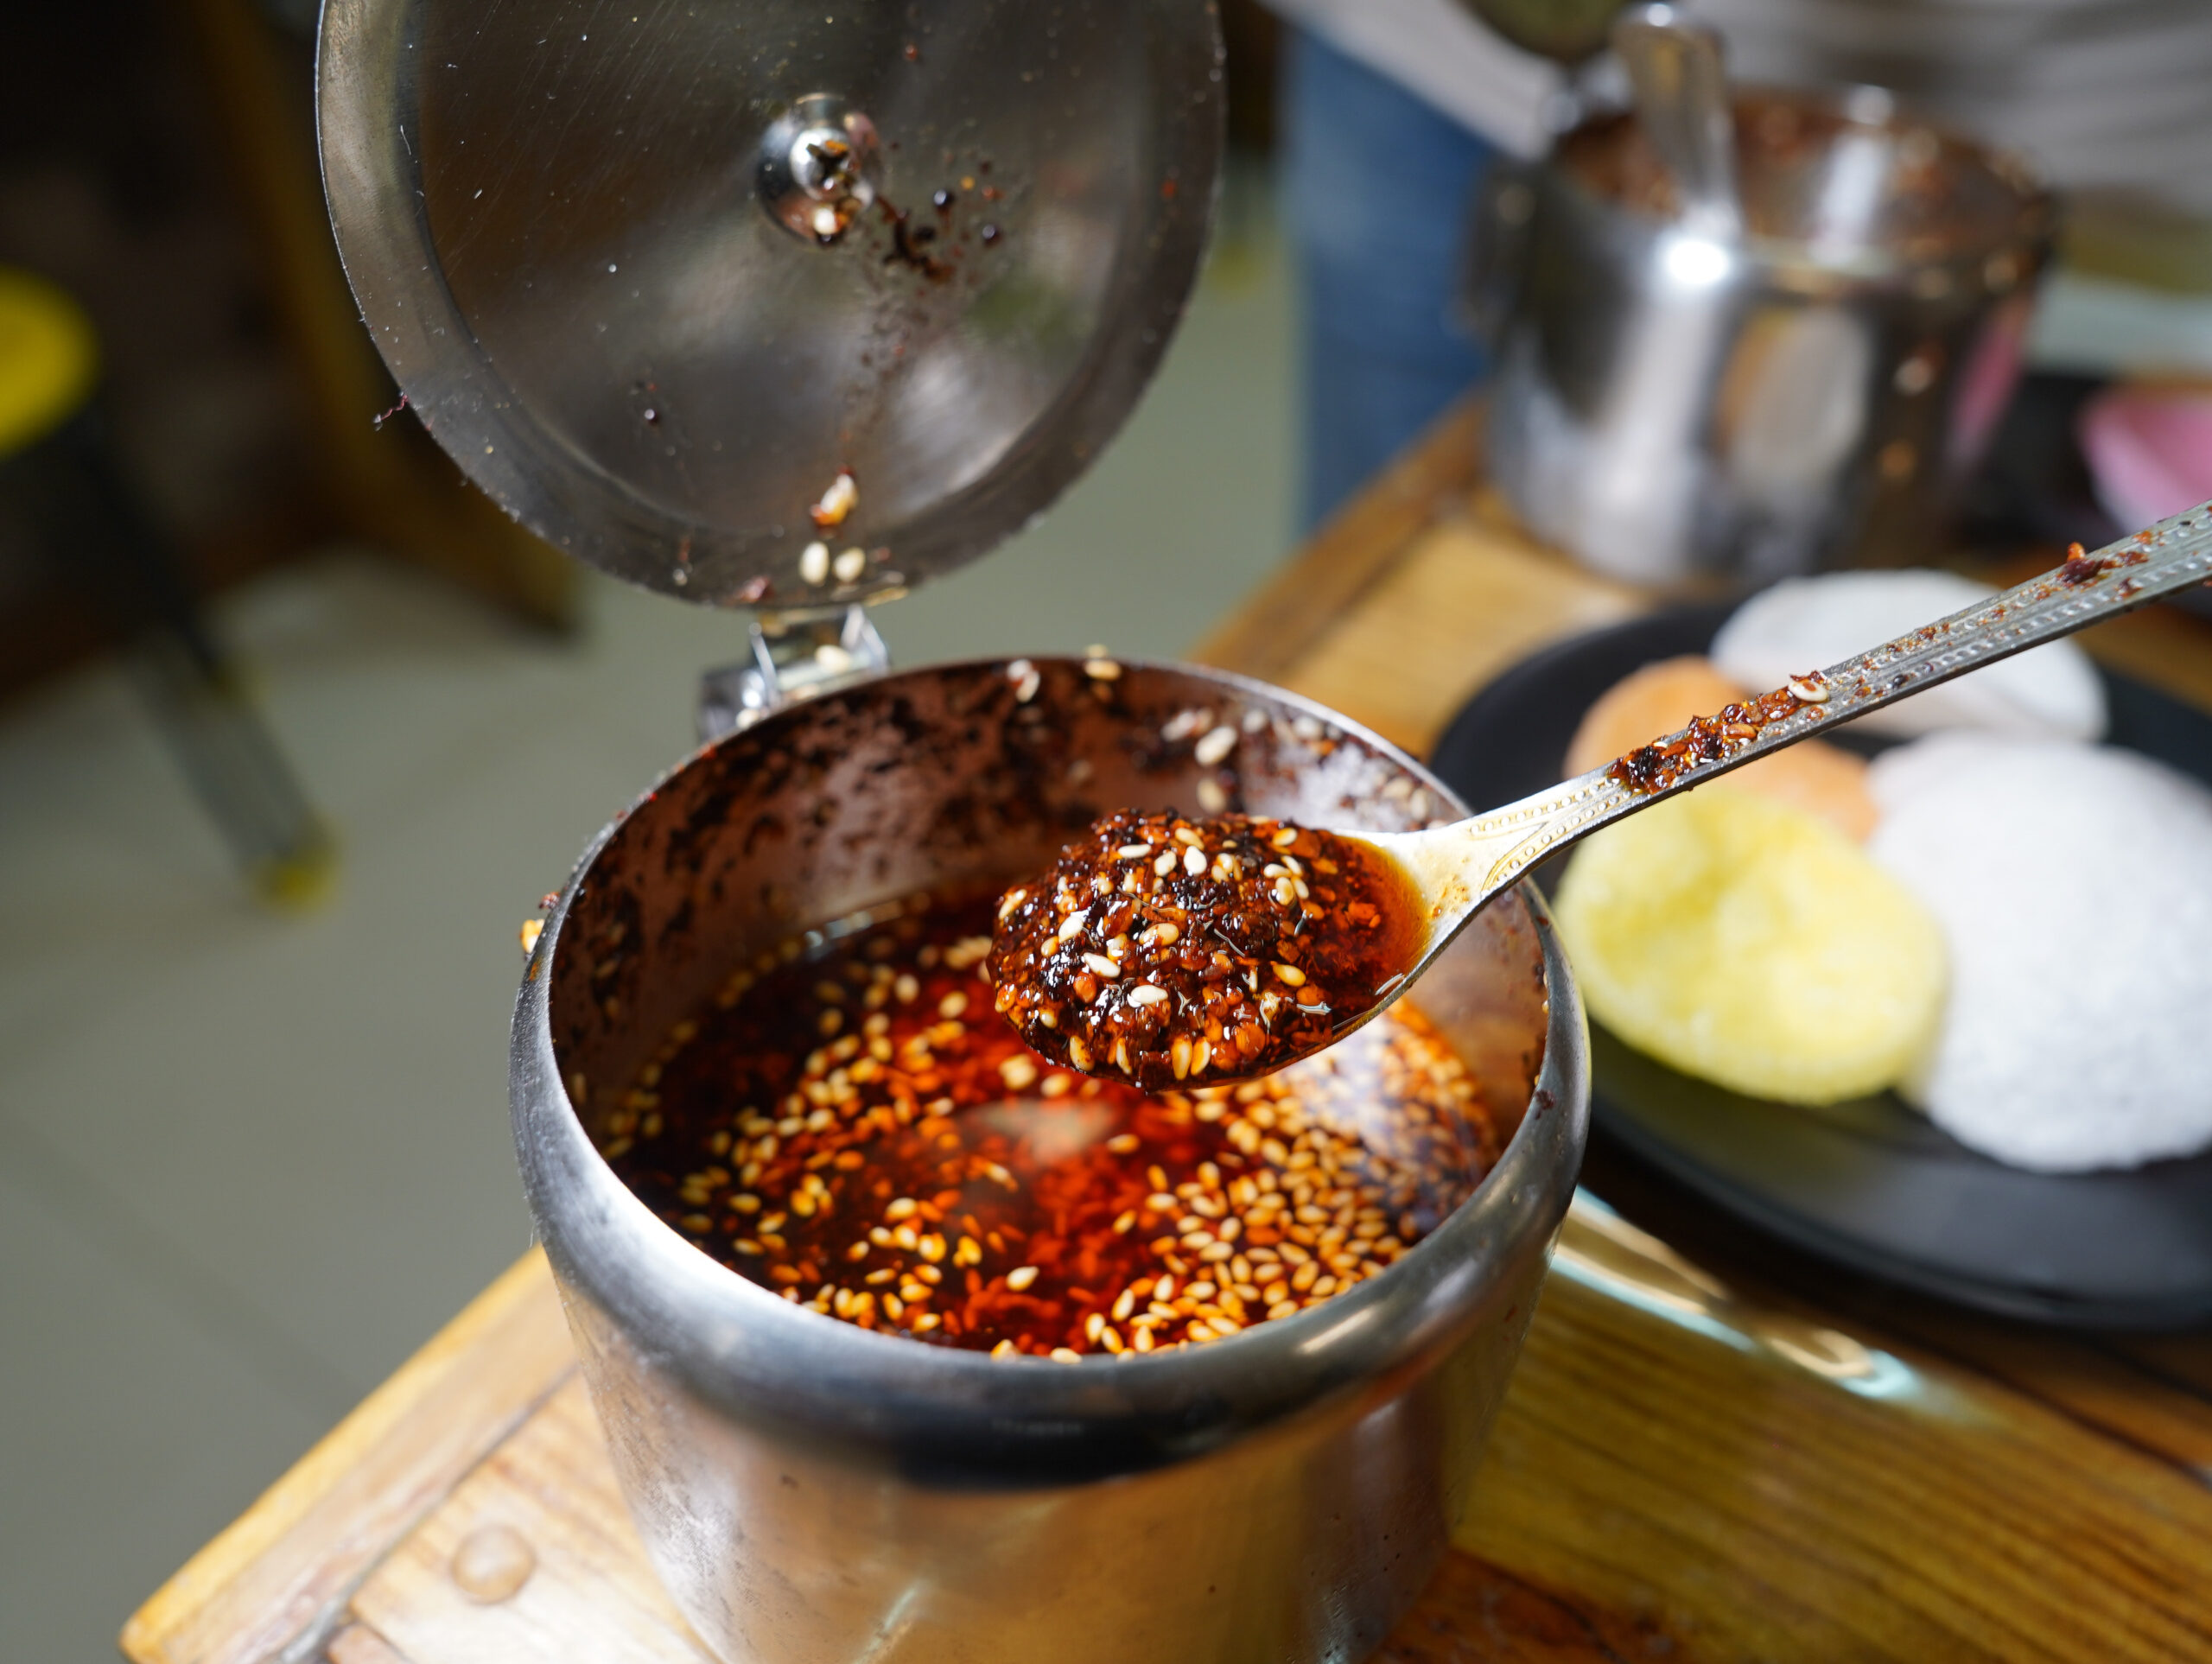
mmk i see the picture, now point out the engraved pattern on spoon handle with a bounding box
[1464,500,2212,904]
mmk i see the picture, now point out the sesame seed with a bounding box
[1194,726,1237,767]
[608,888,1491,1361]
[832,547,868,583]
[798,541,830,584]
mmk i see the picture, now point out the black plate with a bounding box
[1430,606,2212,1329]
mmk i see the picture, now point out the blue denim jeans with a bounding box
[1281,29,1502,530]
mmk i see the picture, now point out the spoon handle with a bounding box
[1444,502,2212,908]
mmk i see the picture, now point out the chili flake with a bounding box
[603,892,1494,1357]
[988,811,1425,1089]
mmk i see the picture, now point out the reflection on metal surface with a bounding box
[696,605,890,741]
[1660,231,1735,289]
[1480,88,2054,585]
[318,0,1224,613]
[757,94,883,246]
[1558,1192,1923,1400]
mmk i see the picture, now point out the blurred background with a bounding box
[3,0,2209,1655]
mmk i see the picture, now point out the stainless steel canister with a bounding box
[1475,87,2055,587]
[512,657,1588,1663]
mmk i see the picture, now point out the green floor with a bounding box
[0,189,1294,1661]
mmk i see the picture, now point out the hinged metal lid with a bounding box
[318,0,1223,613]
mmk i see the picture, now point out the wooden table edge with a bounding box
[1188,400,1488,681]
[122,1249,572,1664]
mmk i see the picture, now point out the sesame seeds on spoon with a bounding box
[986,810,1425,1090]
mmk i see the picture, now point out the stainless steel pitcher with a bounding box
[1474,87,2055,587]
[511,657,1589,1662]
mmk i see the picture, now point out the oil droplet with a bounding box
[451,1523,536,1604]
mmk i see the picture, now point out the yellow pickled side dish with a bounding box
[1554,787,1946,1105]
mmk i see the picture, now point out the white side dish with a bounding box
[1713,569,2109,741]
[1867,734,2212,1172]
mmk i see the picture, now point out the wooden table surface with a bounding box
[124,405,2212,1664]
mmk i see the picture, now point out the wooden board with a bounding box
[124,400,2212,1664]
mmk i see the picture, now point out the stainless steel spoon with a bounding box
[995,505,2212,1089]
[1211,505,2212,1085]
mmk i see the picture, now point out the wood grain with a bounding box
[351,1378,709,1664]
[120,1249,575,1664]
[1219,516,1641,755]
[1191,401,1490,688]
[1469,1209,2212,1663]
[1376,1547,1688,1662]
[122,1203,2212,1663]
[326,1622,414,1664]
